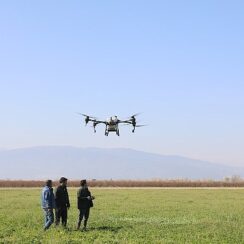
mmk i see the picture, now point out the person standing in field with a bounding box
[41,179,56,231]
[54,177,70,227]
[77,179,95,231]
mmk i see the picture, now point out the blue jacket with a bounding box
[41,186,56,209]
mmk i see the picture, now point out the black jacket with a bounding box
[55,185,70,209]
[77,187,92,209]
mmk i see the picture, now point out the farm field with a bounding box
[1,188,244,243]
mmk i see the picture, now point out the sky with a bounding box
[0,1,244,166]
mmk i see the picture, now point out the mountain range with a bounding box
[0,146,243,180]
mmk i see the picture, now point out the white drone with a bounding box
[79,113,145,136]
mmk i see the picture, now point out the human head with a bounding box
[80,179,87,187]
[59,177,68,186]
[45,179,52,187]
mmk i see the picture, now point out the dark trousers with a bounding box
[77,208,90,228]
[55,207,68,226]
[43,209,54,230]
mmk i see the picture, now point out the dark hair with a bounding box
[45,179,52,187]
[59,177,68,183]
[80,179,87,186]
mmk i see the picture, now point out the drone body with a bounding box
[79,113,144,136]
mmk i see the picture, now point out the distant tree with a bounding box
[231,175,242,183]
[224,177,230,182]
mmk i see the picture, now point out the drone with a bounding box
[78,113,145,136]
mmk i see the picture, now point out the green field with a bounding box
[1,188,244,243]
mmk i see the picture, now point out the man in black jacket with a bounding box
[77,179,94,230]
[54,177,70,227]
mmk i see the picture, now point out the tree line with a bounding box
[0,177,244,187]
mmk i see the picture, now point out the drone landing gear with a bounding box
[116,130,120,136]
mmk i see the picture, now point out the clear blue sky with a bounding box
[0,1,243,165]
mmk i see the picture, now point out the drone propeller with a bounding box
[77,113,97,126]
[122,124,147,127]
[131,113,140,117]
[78,113,97,119]
[135,124,147,127]
[127,113,140,120]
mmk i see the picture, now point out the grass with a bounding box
[0,188,244,243]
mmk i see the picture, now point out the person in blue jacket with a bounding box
[41,179,56,230]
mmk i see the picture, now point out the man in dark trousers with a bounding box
[54,177,70,227]
[77,179,95,231]
[41,179,55,230]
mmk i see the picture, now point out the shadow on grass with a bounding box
[88,226,123,233]
[60,225,125,233]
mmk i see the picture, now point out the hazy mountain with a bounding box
[0,146,243,180]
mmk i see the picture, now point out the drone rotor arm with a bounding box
[118,120,131,124]
[94,120,107,125]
